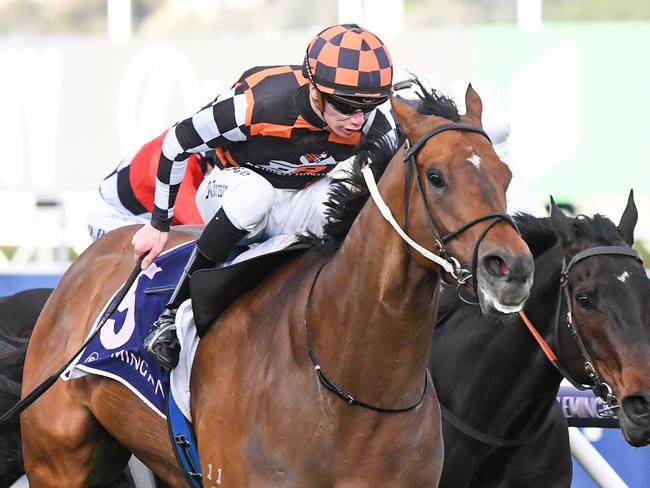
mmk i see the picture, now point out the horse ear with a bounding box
[617,189,637,246]
[391,96,426,141]
[461,84,483,128]
[549,196,575,246]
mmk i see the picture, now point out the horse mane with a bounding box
[513,211,625,259]
[407,77,461,121]
[513,213,557,258]
[573,213,626,245]
[305,77,460,254]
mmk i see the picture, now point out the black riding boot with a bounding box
[143,247,213,370]
[143,208,247,370]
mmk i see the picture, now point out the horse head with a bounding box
[390,83,534,318]
[550,192,650,446]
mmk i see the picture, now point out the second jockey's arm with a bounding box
[132,87,247,268]
[132,115,211,268]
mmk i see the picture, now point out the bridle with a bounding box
[364,122,520,298]
[440,242,643,447]
[403,123,520,298]
[551,245,643,414]
[307,121,520,413]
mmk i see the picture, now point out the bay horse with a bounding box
[430,194,650,487]
[0,289,143,488]
[20,83,534,487]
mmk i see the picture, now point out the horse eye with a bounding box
[575,293,593,310]
[427,169,445,188]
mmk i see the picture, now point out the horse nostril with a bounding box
[486,256,509,277]
[622,394,650,419]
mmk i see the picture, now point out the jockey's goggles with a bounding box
[323,93,388,115]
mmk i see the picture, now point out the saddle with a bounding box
[190,243,309,336]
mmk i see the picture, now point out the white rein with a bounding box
[361,164,461,274]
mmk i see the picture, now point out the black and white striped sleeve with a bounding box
[151,87,249,231]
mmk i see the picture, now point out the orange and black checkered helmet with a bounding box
[303,23,393,98]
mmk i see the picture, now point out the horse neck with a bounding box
[309,162,439,406]
[501,244,569,426]
[485,244,566,424]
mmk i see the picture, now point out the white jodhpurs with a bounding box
[195,166,333,244]
[87,192,150,241]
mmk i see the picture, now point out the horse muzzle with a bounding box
[476,249,534,317]
[619,391,650,446]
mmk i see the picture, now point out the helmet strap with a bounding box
[308,85,326,120]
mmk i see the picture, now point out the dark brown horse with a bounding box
[430,195,650,487]
[0,288,52,487]
[21,85,534,487]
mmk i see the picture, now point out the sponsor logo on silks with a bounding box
[299,152,329,165]
[260,154,337,176]
[290,165,328,175]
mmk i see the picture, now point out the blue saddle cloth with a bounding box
[71,241,195,417]
[66,238,304,485]
[68,240,203,483]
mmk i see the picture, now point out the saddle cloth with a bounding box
[61,241,193,416]
[61,233,304,419]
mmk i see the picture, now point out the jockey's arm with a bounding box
[132,87,248,268]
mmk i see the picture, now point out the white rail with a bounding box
[570,427,628,488]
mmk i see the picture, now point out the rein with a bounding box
[440,402,556,448]
[0,258,144,428]
[304,260,429,413]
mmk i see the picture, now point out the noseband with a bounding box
[402,122,519,297]
[553,245,643,414]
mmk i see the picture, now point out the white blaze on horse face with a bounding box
[617,271,630,283]
[465,146,481,168]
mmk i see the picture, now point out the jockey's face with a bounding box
[322,100,367,138]
[309,85,368,139]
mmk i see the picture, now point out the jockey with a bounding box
[87,130,214,240]
[133,23,398,370]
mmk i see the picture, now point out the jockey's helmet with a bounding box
[303,24,393,99]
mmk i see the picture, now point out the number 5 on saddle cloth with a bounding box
[62,237,308,485]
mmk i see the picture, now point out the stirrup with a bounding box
[144,308,177,339]
[144,309,180,371]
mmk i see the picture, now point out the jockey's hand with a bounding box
[132,223,169,270]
